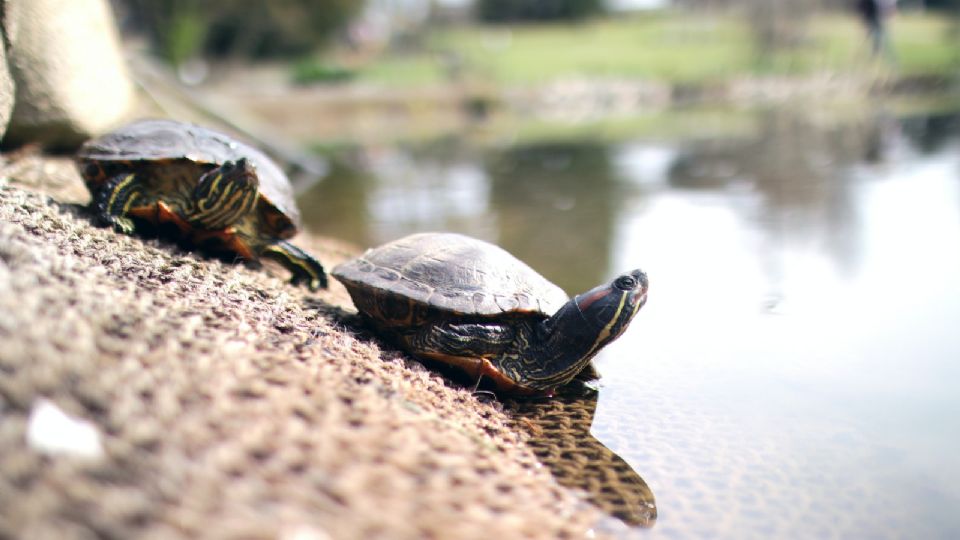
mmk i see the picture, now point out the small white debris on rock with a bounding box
[279,525,332,540]
[26,398,104,459]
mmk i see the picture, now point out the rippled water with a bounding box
[300,106,960,538]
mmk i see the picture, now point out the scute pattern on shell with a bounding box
[77,118,300,227]
[333,233,570,319]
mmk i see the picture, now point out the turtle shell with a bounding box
[77,118,300,235]
[333,232,570,324]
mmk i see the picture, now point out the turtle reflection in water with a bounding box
[332,232,648,396]
[506,378,657,528]
[76,118,327,290]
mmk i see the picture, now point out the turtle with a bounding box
[75,118,327,290]
[332,232,648,395]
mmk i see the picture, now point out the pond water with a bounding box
[299,105,960,538]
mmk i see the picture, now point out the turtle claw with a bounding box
[471,389,499,403]
[290,273,324,292]
[469,374,499,401]
[101,214,136,234]
[114,217,136,234]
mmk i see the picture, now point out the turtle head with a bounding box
[525,269,648,392]
[573,269,648,353]
[190,158,260,229]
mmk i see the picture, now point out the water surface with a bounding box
[300,106,960,538]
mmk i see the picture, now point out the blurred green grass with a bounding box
[353,11,959,87]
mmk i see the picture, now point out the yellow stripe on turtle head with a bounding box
[586,290,628,358]
[190,166,258,229]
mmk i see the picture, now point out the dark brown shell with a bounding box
[77,118,300,230]
[333,233,569,322]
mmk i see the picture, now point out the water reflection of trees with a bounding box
[484,143,622,294]
[298,140,626,295]
[299,139,494,246]
[298,108,959,293]
[297,150,376,245]
[667,110,881,277]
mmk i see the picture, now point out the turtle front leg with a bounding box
[261,240,328,290]
[94,173,143,234]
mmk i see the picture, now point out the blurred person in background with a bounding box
[857,0,898,59]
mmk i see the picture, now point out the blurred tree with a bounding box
[476,0,604,22]
[671,0,820,62]
[744,0,819,58]
[484,142,619,293]
[123,0,365,66]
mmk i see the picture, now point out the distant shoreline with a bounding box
[211,71,957,144]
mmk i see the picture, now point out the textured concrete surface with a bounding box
[0,158,608,539]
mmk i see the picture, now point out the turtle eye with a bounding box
[614,275,637,290]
